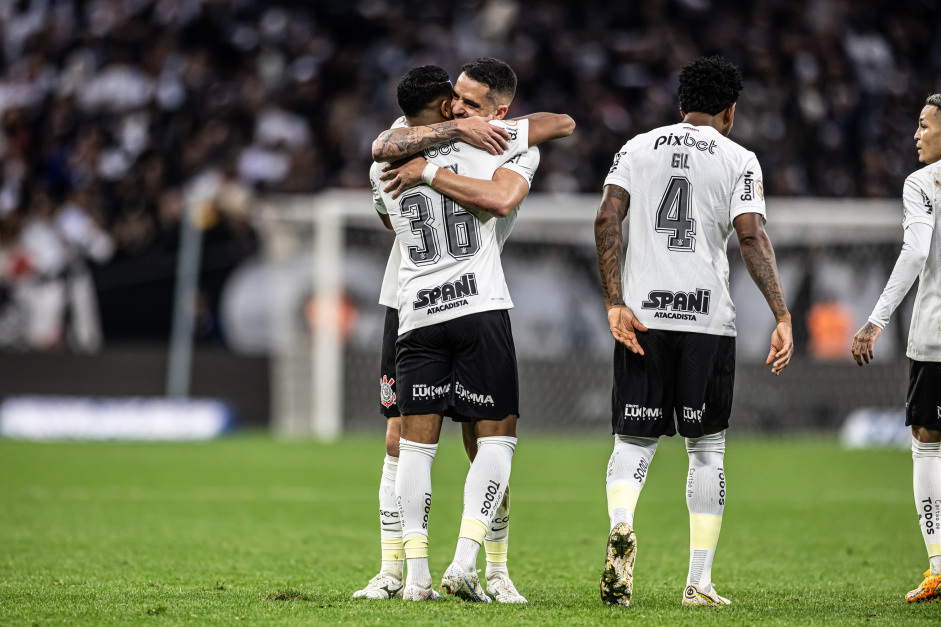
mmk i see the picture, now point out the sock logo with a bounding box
[718,468,726,506]
[633,457,649,483]
[687,468,695,499]
[480,480,502,518]
[422,492,432,529]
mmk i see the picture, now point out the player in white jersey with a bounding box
[852,94,941,603]
[355,62,572,603]
[353,65,543,604]
[594,57,793,608]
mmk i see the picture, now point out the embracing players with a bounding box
[852,94,941,603]
[353,60,572,602]
[593,56,793,607]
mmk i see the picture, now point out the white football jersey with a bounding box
[374,143,539,309]
[373,119,531,333]
[604,122,766,337]
[902,162,941,361]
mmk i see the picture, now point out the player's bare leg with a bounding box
[397,414,444,601]
[460,422,525,602]
[353,418,405,600]
[601,435,657,607]
[441,416,518,602]
[683,429,730,606]
[908,426,941,602]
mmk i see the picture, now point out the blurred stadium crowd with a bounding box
[0,0,936,350]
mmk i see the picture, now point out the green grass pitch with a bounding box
[0,433,937,625]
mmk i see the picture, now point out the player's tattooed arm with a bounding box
[371,117,510,162]
[595,184,629,308]
[734,212,793,374]
[595,184,647,355]
[851,321,882,367]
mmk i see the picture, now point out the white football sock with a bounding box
[605,435,658,530]
[396,438,437,588]
[485,485,511,578]
[912,437,941,576]
[686,431,726,593]
[453,436,516,571]
[378,455,403,579]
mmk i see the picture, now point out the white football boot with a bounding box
[486,572,527,603]
[352,572,404,600]
[440,563,492,602]
[682,582,730,606]
[401,583,440,601]
[600,522,636,607]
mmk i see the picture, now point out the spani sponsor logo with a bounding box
[653,132,717,154]
[641,289,711,322]
[413,273,478,312]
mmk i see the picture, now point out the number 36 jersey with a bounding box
[604,122,766,337]
[373,119,530,334]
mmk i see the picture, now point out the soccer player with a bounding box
[354,62,570,603]
[851,94,941,603]
[593,56,793,608]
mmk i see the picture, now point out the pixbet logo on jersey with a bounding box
[653,132,717,154]
[413,273,478,314]
[641,289,711,321]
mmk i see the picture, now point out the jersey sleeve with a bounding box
[730,154,766,222]
[390,116,408,130]
[499,146,540,188]
[603,141,631,194]
[369,162,387,214]
[490,119,530,159]
[902,174,935,229]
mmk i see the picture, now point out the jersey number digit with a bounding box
[656,176,695,252]
[442,196,480,259]
[400,192,441,265]
[399,164,480,264]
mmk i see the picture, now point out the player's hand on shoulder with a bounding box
[457,115,510,155]
[607,305,647,355]
[767,316,793,376]
[851,321,882,367]
[381,155,428,199]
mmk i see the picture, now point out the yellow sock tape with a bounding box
[607,483,640,515]
[484,540,508,564]
[459,517,489,545]
[689,513,723,550]
[403,536,428,559]
[927,542,941,558]
[381,537,404,562]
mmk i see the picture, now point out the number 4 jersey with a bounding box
[372,118,531,334]
[605,122,767,337]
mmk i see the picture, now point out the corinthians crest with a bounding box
[380,375,396,408]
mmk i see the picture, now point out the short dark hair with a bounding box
[397,66,453,117]
[926,93,941,112]
[461,57,517,105]
[677,56,744,116]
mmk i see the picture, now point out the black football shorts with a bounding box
[611,328,735,438]
[396,309,519,422]
[378,306,400,418]
[906,359,941,431]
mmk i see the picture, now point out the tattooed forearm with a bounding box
[372,121,458,162]
[594,185,630,308]
[740,233,789,319]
